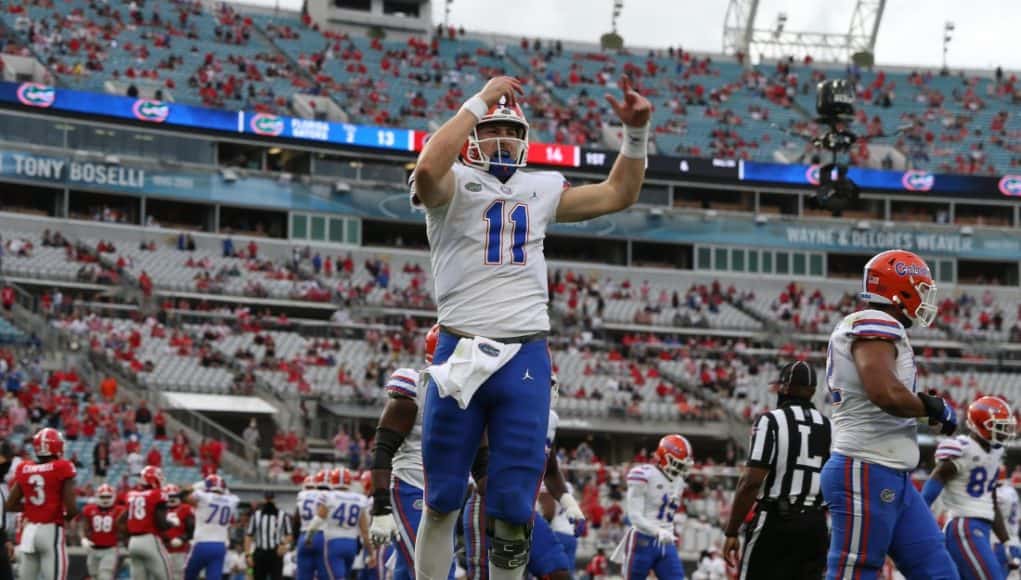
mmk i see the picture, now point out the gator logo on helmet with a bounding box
[250,113,285,136]
[998,175,1021,197]
[893,261,931,278]
[132,99,170,123]
[805,164,821,186]
[16,83,55,108]
[901,170,934,192]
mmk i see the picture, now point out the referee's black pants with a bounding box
[0,531,11,580]
[252,548,283,580]
[738,505,828,580]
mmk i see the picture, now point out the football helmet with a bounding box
[859,249,938,327]
[360,471,373,495]
[33,427,64,459]
[140,465,164,489]
[164,484,181,507]
[96,484,116,508]
[654,434,694,479]
[314,470,329,490]
[302,475,315,490]
[425,324,440,364]
[328,467,352,490]
[461,96,529,172]
[967,396,1016,447]
[203,474,226,494]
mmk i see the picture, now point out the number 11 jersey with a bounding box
[936,435,1004,521]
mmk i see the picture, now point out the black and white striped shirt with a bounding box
[247,505,292,551]
[747,400,831,507]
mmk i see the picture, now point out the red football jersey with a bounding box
[13,459,76,524]
[82,504,125,548]
[161,503,194,553]
[125,488,167,535]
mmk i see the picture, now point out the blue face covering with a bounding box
[487,149,518,181]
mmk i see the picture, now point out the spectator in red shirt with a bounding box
[586,548,608,578]
[153,410,167,439]
[145,446,162,467]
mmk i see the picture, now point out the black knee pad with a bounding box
[486,518,531,569]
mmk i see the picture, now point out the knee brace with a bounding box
[487,518,531,570]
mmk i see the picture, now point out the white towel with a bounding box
[425,336,521,409]
[18,522,37,554]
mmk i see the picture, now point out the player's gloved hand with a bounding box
[165,512,181,528]
[369,514,397,547]
[559,494,586,523]
[170,538,183,549]
[81,537,93,549]
[655,529,676,546]
[918,393,957,435]
[1009,541,1021,569]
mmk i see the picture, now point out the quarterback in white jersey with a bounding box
[820,249,960,580]
[995,471,1021,574]
[411,74,650,580]
[924,396,1016,580]
[618,435,691,579]
[310,467,372,578]
[184,474,239,580]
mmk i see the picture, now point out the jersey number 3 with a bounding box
[484,201,528,265]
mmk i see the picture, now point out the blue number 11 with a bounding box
[484,201,528,265]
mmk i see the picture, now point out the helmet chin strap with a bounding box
[487,150,518,181]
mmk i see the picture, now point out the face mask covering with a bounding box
[487,149,518,181]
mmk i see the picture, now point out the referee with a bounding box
[723,361,831,580]
[245,491,293,580]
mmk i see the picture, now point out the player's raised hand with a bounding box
[477,76,524,108]
[605,75,652,127]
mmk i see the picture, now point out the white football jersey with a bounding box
[191,490,239,544]
[321,490,369,540]
[936,435,1004,521]
[550,482,576,535]
[296,489,321,533]
[418,163,567,338]
[625,464,685,535]
[389,369,425,490]
[826,309,920,471]
[997,483,1020,541]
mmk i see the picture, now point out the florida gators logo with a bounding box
[250,113,284,136]
[998,175,1021,197]
[805,164,821,186]
[901,170,934,191]
[16,83,55,108]
[132,99,170,123]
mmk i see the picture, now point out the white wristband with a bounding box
[620,123,650,159]
[461,96,488,122]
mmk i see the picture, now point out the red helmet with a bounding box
[314,470,329,489]
[328,467,352,490]
[140,466,164,490]
[164,484,181,507]
[360,471,373,495]
[425,324,440,364]
[460,95,529,171]
[967,396,1016,446]
[859,250,938,327]
[33,427,64,459]
[203,474,227,494]
[96,484,116,508]
[302,475,315,490]
[654,434,694,479]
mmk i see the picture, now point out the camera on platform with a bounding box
[812,79,860,212]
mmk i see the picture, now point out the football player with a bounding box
[120,465,176,580]
[924,396,1016,580]
[184,474,240,580]
[295,472,329,580]
[308,467,372,578]
[821,249,958,579]
[994,466,1021,575]
[412,73,650,580]
[161,483,195,578]
[5,427,78,580]
[617,435,691,579]
[81,483,125,580]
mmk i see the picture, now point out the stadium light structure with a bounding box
[611,0,624,34]
[723,0,886,64]
[942,21,955,71]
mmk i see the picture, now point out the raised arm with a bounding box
[412,76,523,208]
[555,76,651,223]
